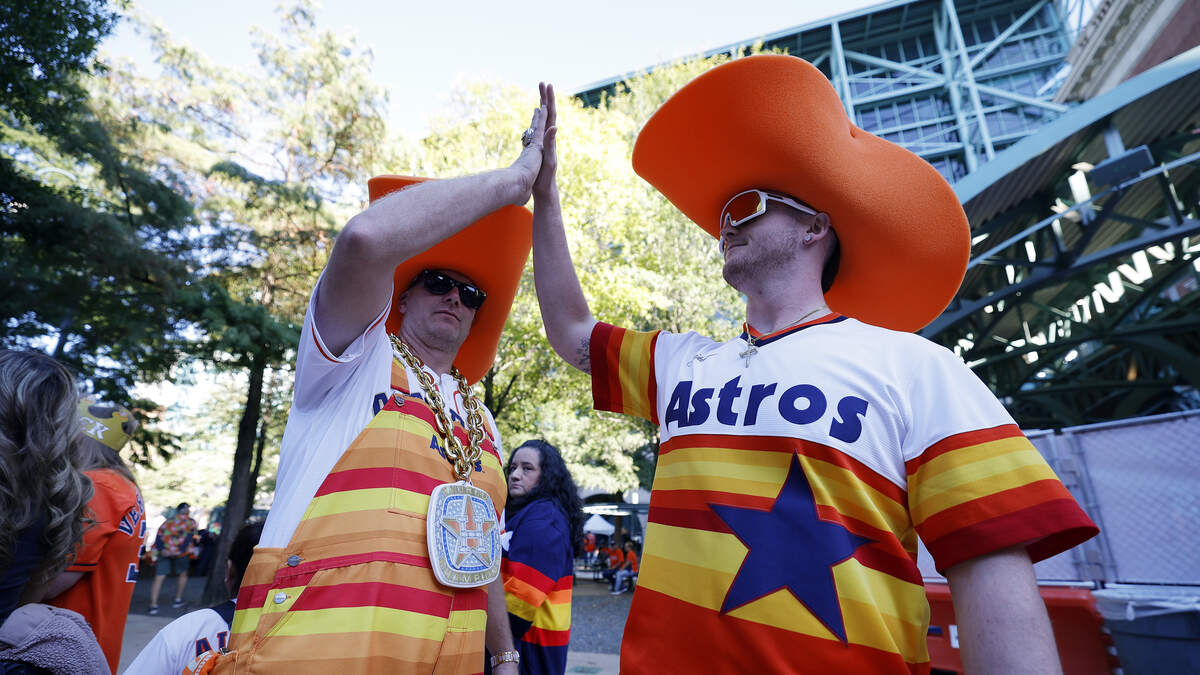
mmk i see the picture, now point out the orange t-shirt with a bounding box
[626,550,639,573]
[608,549,625,569]
[50,469,145,673]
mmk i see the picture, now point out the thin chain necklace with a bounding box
[388,334,485,481]
[738,305,829,367]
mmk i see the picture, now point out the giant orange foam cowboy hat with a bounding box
[368,175,532,384]
[632,54,970,332]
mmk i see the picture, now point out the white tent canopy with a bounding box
[583,513,615,535]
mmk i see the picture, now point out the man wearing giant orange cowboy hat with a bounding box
[195,102,553,675]
[528,57,1098,673]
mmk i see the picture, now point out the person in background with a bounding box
[189,529,216,578]
[601,543,624,590]
[44,397,145,673]
[583,532,596,566]
[493,440,584,675]
[126,520,263,675]
[609,541,638,596]
[0,350,107,673]
[148,503,196,614]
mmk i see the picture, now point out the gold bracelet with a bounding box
[490,650,520,668]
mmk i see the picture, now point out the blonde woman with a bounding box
[0,349,106,673]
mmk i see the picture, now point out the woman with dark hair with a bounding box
[491,440,583,675]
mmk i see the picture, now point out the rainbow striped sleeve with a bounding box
[590,322,661,424]
[906,424,1098,572]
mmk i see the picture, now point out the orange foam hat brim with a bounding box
[368,175,532,385]
[632,54,970,332]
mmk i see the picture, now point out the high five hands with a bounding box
[512,82,558,204]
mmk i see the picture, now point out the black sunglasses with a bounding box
[416,270,487,310]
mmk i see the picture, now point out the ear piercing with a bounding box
[804,234,813,243]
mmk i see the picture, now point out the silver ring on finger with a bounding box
[521,127,535,147]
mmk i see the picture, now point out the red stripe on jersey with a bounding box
[924,497,1098,571]
[916,479,1069,542]
[851,543,924,586]
[237,551,433,607]
[522,625,571,647]
[651,489,776,512]
[648,506,732,533]
[592,322,623,413]
[905,424,1023,474]
[289,581,462,615]
[620,587,928,674]
[660,435,907,505]
[502,559,556,596]
[314,466,443,497]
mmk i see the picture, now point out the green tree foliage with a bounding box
[105,1,388,602]
[1,0,206,462]
[1,0,119,121]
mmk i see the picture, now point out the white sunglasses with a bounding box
[718,189,817,252]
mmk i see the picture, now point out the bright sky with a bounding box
[103,0,881,138]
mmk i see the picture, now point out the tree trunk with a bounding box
[245,395,271,510]
[202,351,266,605]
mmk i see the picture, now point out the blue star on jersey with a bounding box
[709,452,875,642]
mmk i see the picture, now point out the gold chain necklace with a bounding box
[738,305,829,367]
[388,334,485,481]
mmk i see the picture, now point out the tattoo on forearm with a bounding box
[576,335,591,373]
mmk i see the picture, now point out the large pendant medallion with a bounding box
[427,481,501,588]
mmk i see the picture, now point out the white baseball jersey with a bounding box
[589,313,1096,672]
[124,602,233,674]
[259,274,503,549]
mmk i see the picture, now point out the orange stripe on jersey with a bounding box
[502,564,552,609]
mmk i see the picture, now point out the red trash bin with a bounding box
[925,582,1119,674]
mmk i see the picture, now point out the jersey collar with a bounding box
[740,312,845,347]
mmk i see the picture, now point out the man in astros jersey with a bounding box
[528,59,1098,673]
[199,100,553,674]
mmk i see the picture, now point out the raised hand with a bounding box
[532,82,558,199]
[511,88,549,203]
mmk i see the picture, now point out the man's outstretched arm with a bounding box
[317,104,549,357]
[530,83,597,372]
[944,545,1063,675]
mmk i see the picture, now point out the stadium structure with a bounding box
[576,0,1200,430]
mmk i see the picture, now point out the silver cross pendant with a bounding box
[738,344,757,367]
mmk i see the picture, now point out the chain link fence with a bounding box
[918,409,1200,586]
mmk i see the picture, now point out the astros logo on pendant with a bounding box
[427,481,501,588]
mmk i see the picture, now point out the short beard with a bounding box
[721,228,804,292]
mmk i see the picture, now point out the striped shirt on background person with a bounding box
[497,497,573,674]
[589,315,1097,674]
